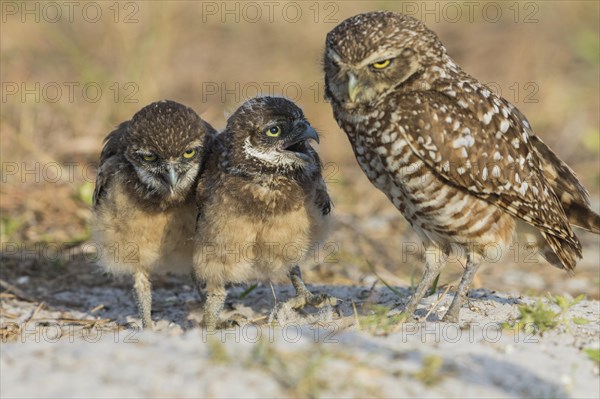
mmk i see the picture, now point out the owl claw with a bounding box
[290,292,337,310]
[217,314,249,329]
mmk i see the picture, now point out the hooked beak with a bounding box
[293,121,319,144]
[282,121,320,154]
[164,164,178,193]
[347,73,360,103]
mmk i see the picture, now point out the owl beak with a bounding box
[293,121,319,144]
[282,122,319,154]
[347,73,360,103]
[165,165,178,193]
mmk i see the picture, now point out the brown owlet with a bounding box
[92,100,216,329]
[193,96,332,330]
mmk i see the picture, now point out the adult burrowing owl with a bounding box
[193,97,331,330]
[92,100,216,329]
[324,11,599,322]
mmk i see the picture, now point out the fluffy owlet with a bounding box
[193,96,332,330]
[92,100,216,329]
[323,11,599,322]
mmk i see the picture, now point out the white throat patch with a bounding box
[242,137,307,170]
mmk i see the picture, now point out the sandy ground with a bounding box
[1,259,599,398]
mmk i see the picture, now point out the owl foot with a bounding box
[288,291,337,310]
[201,288,227,331]
[217,314,249,329]
[133,270,153,330]
[268,291,338,325]
[441,308,460,324]
[287,264,338,309]
[442,254,481,323]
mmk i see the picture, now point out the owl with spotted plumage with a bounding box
[324,11,600,322]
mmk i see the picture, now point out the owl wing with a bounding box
[311,150,332,216]
[389,89,580,261]
[315,177,332,216]
[92,122,128,208]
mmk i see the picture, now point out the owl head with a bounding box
[223,96,320,175]
[324,11,445,107]
[123,100,215,203]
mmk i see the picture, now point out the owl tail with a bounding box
[540,231,581,275]
[530,135,600,234]
[564,202,600,234]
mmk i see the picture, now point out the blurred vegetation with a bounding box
[504,294,591,335]
[584,348,600,364]
[359,304,405,335]
[1,1,598,297]
[413,355,445,387]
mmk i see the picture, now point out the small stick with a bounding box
[352,301,361,330]
[0,279,37,303]
[269,282,278,305]
[423,284,453,321]
[25,302,45,324]
[89,304,105,314]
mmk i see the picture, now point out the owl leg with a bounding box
[190,270,206,302]
[443,253,482,323]
[202,283,227,331]
[287,265,332,309]
[133,270,153,330]
[403,246,446,320]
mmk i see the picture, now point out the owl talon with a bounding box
[287,264,337,309]
[442,310,460,324]
[289,292,336,310]
[306,293,327,307]
[218,314,249,329]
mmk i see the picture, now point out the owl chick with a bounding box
[324,11,600,322]
[193,96,332,330]
[92,100,216,329]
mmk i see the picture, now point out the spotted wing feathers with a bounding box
[389,87,582,270]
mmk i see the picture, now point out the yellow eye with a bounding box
[265,126,281,137]
[142,154,157,162]
[371,59,391,69]
[183,148,196,159]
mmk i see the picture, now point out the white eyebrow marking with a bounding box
[328,49,342,64]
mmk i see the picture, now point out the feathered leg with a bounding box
[443,253,482,323]
[403,246,446,320]
[133,270,153,330]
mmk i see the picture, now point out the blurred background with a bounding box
[1,1,599,298]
